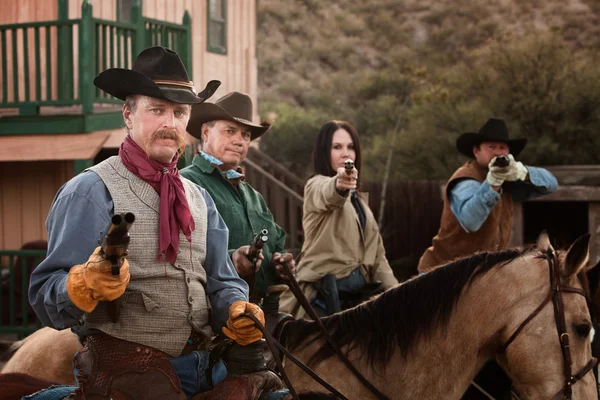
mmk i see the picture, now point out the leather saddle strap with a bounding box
[279,263,389,400]
[243,312,347,400]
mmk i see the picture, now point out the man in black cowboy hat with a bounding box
[28,47,273,399]
[418,118,557,274]
[181,91,296,303]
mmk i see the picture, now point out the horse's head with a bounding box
[499,232,598,399]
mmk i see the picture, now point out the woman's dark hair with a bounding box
[312,120,362,180]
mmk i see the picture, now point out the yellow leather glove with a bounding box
[222,300,265,346]
[66,246,130,313]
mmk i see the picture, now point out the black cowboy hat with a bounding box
[93,46,221,104]
[187,91,271,141]
[456,118,527,158]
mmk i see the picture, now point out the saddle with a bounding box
[72,333,185,400]
[315,275,384,315]
[262,284,294,371]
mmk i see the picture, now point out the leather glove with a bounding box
[66,246,130,312]
[487,155,528,187]
[222,300,265,346]
[486,159,506,187]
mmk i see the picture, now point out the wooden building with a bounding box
[510,166,600,266]
[0,0,259,251]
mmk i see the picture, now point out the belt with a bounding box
[181,331,207,355]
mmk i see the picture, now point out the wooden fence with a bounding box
[244,146,446,281]
[0,250,45,337]
[361,180,445,281]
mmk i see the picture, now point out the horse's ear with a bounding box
[536,230,553,252]
[561,233,591,277]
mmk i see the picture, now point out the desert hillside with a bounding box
[255,0,600,180]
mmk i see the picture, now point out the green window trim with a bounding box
[207,0,227,55]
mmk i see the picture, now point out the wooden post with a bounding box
[131,0,145,57]
[589,202,600,266]
[57,0,72,101]
[510,202,524,247]
[182,11,193,77]
[377,111,404,231]
[79,0,94,115]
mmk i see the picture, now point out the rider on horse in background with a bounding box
[180,91,296,308]
[280,120,399,319]
[26,46,286,400]
[418,118,558,273]
[417,118,558,400]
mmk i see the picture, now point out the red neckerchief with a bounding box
[119,135,194,264]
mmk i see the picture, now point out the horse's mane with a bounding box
[283,247,530,368]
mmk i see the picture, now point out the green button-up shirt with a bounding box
[181,154,287,295]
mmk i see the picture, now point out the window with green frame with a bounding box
[117,0,133,23]
[207,0,227,54]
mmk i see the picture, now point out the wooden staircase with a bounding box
[242,147,305,253]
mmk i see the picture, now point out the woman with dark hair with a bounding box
[280,120,397,319]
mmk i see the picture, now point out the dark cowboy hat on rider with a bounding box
[93,45,221,104]
[456,118,528,158]
[186,91,271,141]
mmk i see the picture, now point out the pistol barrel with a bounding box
[344,159,354,175]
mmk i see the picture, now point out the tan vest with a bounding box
[85,156,211,356]
[418,161,514,273]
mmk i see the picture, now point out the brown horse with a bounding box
[3,233,598,399]
[1,326,81,385]
[280,233,598,399]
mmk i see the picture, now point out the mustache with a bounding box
[146,129,186,156]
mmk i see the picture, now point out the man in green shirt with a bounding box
[181,91,295,301]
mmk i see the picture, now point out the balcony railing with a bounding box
[0,250,46,337]
[0,0,191,117]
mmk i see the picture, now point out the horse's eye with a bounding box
[575,323,592,338]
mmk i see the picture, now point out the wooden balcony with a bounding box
[0,0,192,135]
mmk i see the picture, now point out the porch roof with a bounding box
[0,130,114,162]
[0,129,199,161]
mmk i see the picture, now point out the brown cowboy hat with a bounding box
[187,91,271,141]
[93,46,221,104]
[456,118,527,158]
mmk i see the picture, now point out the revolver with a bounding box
[344,159,354,175]
[248,229,268,263]
[101,212,135,275]
[246,229,268,301]
[100,212,135,322]
[492,155,510,168]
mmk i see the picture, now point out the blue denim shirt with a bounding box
[28,170,248,333]
[450,166,558,233]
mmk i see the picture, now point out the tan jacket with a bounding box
[280,175,398,319]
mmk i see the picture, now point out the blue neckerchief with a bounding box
[200,151,244,180]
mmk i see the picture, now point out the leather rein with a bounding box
[502,250,597,400]
[243,262,389,400]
